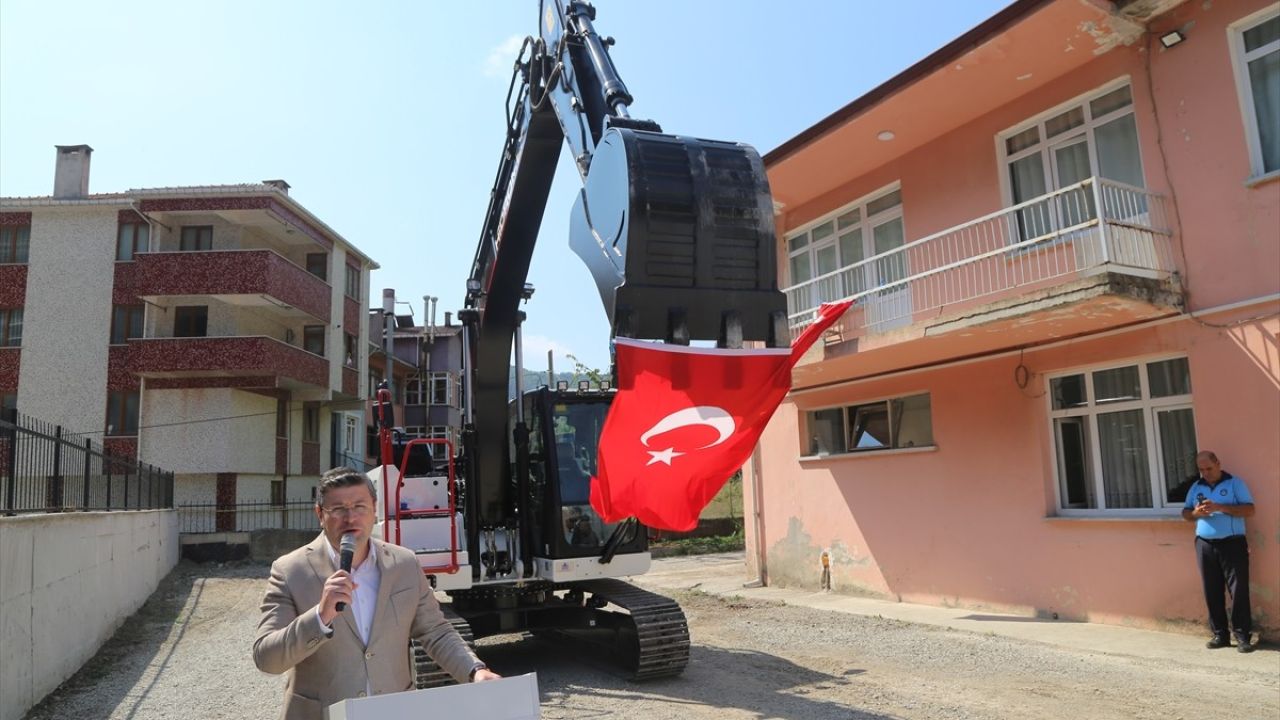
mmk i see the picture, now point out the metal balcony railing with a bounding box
[784,177,1174,333]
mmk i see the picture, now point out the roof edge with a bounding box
[763,0,1056,167]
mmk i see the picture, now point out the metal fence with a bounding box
[177,500,318,534]
[1,409,174,515]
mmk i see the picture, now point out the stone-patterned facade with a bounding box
[0,176,376,529]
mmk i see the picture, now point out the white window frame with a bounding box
[784,182,904,305]
[405,378,425,405]
[427,372,455,407]
[343,414,358,452]
[1046,354,1197,517]
[424,425,457,451]
[1228,5,1280,180]
[995,77,1145,209]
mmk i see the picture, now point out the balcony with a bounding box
[129,249,331,322]
[784,178,1182,383]
[126,336,330,391]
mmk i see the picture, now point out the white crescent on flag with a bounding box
[639,406,736,466]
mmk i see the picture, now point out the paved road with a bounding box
[22,556,1280,720]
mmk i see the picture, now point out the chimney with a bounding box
[444,311,452,327]
[53,145,93,198]
[262,179,291,195]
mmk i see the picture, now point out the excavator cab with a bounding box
[513,385,645,561]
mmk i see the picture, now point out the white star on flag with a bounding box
[645,447,685,466]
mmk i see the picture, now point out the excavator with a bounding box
[370,0,788,685]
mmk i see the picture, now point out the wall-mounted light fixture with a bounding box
[1159,30,1185,49]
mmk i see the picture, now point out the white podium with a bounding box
[325,673,540,720]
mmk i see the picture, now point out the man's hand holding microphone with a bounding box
[319,533,358,626]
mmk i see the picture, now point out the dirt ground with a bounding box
[23,560,1280,720]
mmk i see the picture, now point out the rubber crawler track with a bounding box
[571,578,690,680]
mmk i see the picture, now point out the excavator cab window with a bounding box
[531,392,645,559]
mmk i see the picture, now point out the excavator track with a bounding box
[557,578,690,680]
[411,605,475,689]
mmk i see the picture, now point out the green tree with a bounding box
[566,353,607,386]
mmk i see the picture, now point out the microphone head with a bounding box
[339,532,357,554]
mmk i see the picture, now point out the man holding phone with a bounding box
[1181,451,1256,653]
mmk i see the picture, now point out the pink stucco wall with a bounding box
[754,0,1280,636]
[776,0,1280,313]
[753,314,1280,632]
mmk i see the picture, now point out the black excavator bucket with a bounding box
[569,126,789,347]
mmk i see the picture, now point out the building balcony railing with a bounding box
[784,177,1175,335]
[132,249,331,322]
[127,336,330,390]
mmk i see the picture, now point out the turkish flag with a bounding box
[589,300,853,531]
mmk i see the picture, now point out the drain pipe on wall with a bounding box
[743,443,768,588]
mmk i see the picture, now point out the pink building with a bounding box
[747,0,1280,636]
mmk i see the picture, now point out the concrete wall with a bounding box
[16,207,118,434]
[0,510,179,720]
[141,388,277,475]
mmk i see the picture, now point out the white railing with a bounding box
[784,177,1174,333]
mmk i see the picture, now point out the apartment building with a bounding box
[0,147,377,520]
[364,289,464,469]
[747,0,1279,635]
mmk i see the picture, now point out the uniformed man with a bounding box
[1181,451,1256,653]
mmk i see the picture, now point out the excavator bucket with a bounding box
[569,126,789,347]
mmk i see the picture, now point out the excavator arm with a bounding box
[459,0,787,579]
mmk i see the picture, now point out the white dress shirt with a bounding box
[320,537,382,644]
[318,536,383,697]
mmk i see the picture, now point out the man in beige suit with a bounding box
[254,467,500,720]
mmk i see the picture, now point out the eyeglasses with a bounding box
[320,504,373,519]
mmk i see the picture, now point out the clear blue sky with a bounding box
[0,0,1010,372]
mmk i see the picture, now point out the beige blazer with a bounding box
[253,535,481,720]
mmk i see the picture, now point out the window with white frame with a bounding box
[785,186,905,313]
[1230,8,1280,177]
[344,415,358,452]
[1000,81,1145,242]
[405,378,425,405]
[425,425,458,450]
[802,393,933,456]
[428,372,457,407]
[1049,357,1198,513]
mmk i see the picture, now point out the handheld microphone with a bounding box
[336,532,356,612]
